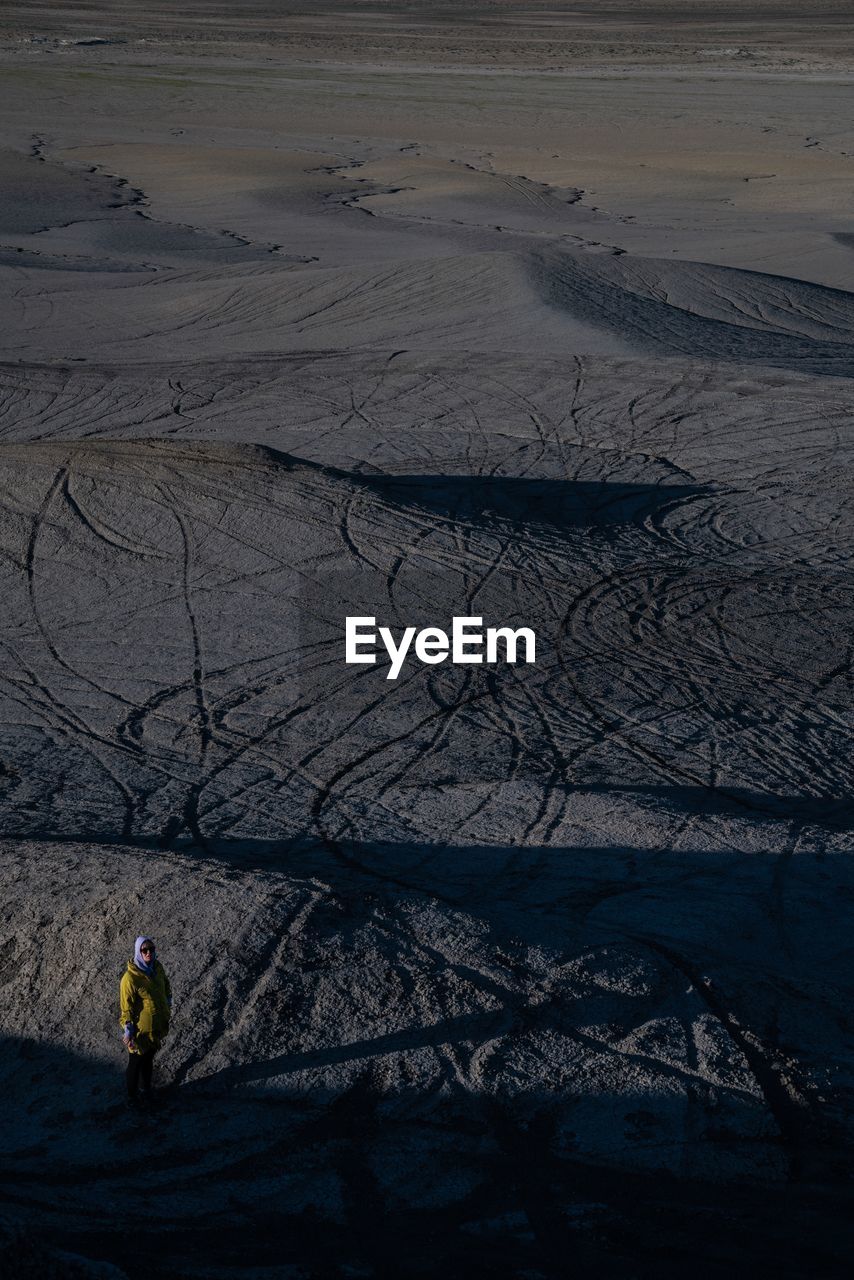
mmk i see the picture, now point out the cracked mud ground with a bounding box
[1,3,854,1277]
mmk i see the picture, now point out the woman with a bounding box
[119,935,172,1105]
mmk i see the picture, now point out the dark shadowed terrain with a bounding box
[1,3,853,1277]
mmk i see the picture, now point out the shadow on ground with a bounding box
[1,1031,853,1280]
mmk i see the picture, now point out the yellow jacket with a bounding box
[119,960,171,1054]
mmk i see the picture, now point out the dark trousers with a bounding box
[126,1048,156,1098]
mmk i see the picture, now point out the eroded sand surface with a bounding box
[1,4,853,1277]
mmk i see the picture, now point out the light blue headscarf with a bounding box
[133,935,156,975]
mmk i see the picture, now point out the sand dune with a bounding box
[1,4,854,1277]
[9,243,854,369]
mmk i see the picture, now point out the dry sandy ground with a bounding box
[1,4,853,1278]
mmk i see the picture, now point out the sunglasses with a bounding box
[140,945,154,954]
